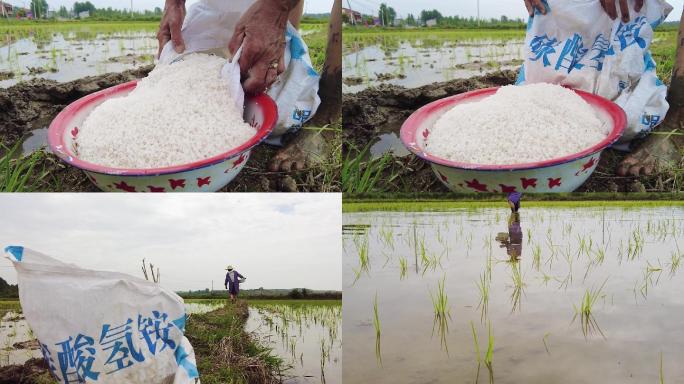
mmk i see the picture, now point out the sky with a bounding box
[0,194,341,292]
[34,0,334,14]
[347,0,682,22]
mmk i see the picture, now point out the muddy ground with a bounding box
[343,70,675,193]
[0,66,339,192]
[0,358,50,384]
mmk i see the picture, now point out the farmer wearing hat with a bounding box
[225,265,246,302]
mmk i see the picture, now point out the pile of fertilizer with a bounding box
[425,83,609,165]
[77,53,254,169]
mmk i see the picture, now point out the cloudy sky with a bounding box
[0,194,341,292]
[36,0,334,14]
[348,0,682,22]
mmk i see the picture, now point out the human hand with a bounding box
[599,0,644,22]
[525,0,644,21]
[157,0,186,58]
[524,0,547,16]
[228,0,300,94]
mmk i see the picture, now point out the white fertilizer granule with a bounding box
[77,53,255,169]
[425,83,610,165]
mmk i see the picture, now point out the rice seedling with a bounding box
[542,333,551,355]
[430,275,451,352]
[373,293,382,366]
[476,272,490,322]
[572,279,608,339]
[668,251,682,276]
[660,351,664,384]
[352,235,370,283]
[532,244,542,271]
[470,321,494,383]
[509,262,525,312]
[399,257,408,280]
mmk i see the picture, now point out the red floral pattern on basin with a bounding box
[400,86,626,193]
[47,80,278,192]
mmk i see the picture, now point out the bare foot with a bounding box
[269,129,327,172]
[616,123,683,176]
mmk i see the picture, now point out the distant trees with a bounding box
[406,13,416,26]
[57,5,69,18]
[378,3,395,26]
[73,1,96,15]
[29,0,48,18]
[420,9,443,23]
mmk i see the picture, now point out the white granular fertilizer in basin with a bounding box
[425,83,610,165]
[77,53,255,169]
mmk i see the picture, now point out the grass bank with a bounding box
[343,195,684,212]
[186,300,283,384]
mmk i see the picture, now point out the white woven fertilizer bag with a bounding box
[158,0,321,145]
[4,246,199,384]
[518,0,673,147]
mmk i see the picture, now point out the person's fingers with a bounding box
[643,163,654,176]
[242,62,269,94]
[170,18,185,54]
[277,54,285,75]
[634,0,644,12]
[628,164,643,177]
[156,25,170,58]
[531,0,546,14]
[619,0,630,22]
[228,27,246,56]
[603,0,617,19]
[524,0,533,16]
[238,39,262,79]
[280,159,292,172]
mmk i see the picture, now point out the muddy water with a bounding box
[0,312,41,366]
[184,301,224,315]
[246,305,342,384]
[343,206,684,384]
[343,38,523,93]
[0,29,156,87]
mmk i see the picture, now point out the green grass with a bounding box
[343,198,684,212]
[0,299,21,317]
[0,144,51,192]
[186,300,283,384]
[342,145,397,194]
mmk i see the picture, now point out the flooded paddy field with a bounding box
[343,30,524,93]
[247,301,342,384]
[0,22,158,88]
[342,28,676,93]
[343,203,684,383]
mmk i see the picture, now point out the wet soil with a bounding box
[342,69,674,193]
[0,358,50,384]
[0,65,338,192]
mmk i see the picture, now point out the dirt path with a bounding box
[0,67,339,192]
[342,70,672,193]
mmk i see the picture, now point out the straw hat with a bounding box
[225,265,234,271]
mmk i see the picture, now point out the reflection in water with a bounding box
[496,212,523,262]
[343,34,524,92]
[344,206,684,383]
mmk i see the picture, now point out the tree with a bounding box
[420,9,443,24]
[154,6,162,15]
[30,0,48,19]
[378,3,396,26]
[73,1,95,16]
[406,13,416,26]
[57,5,68,18]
